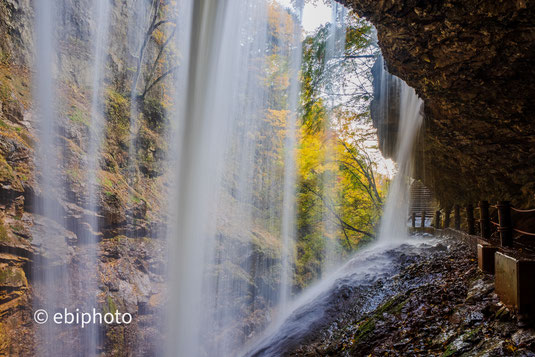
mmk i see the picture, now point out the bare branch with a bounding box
[339,139,382,205]
[303,183,375,241]
[142,65,178,98]
[131,0,161,99]
[142,24,178,98]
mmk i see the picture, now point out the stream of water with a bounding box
[33,0,70,354]
[376,56,424,243]
[321,1,348,272]
[165,1,303,356]
[31,1,423,356]
[83,0,111,352]
[241,236,439,357]
[33,0,113,354]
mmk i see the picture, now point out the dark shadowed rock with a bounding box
[338,0,535,207]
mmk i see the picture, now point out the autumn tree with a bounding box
[294,7,384,288]
[131,0,178,101]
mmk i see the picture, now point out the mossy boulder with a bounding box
[0,155,22,195]
[142,98,167,133]
[0,264,26,289]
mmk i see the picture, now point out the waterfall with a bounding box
[321,1,347,273]
[376,56,424,242]
[82,0,111,353]
[32,0,111,354]
[279,0,304,316]
[165,1,303,355]
[33,0,61,355]
[28,0,422,355]
[32,0,74,354]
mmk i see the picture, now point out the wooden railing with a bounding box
[410,211,434,228]
[418,201,535,248]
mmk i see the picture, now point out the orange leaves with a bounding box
[267,1,297,46]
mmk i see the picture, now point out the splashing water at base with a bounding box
[241,235,440,357]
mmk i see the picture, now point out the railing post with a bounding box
[466,204,475,235]
[443,208,451,229]
[454,204,461,230]
[479,200,490,239]
[434,210,441,229]
[411,212,416,228]
[497,201,513,247]
[421,211,426,228]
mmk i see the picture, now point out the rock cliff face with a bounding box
[0,0,32,66]
[0,0,170,354]
[339,0,535,207]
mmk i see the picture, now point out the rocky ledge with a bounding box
[246,235,535,356]
[289,236,535,356]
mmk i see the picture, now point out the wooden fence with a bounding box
[412,201,535,248]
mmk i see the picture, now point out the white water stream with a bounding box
[321,1,348,272]
[165,1,303,355]
[376,56,424,242]
[33,0,70,354]
[33,0,112,354]
[83,0,111,352]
